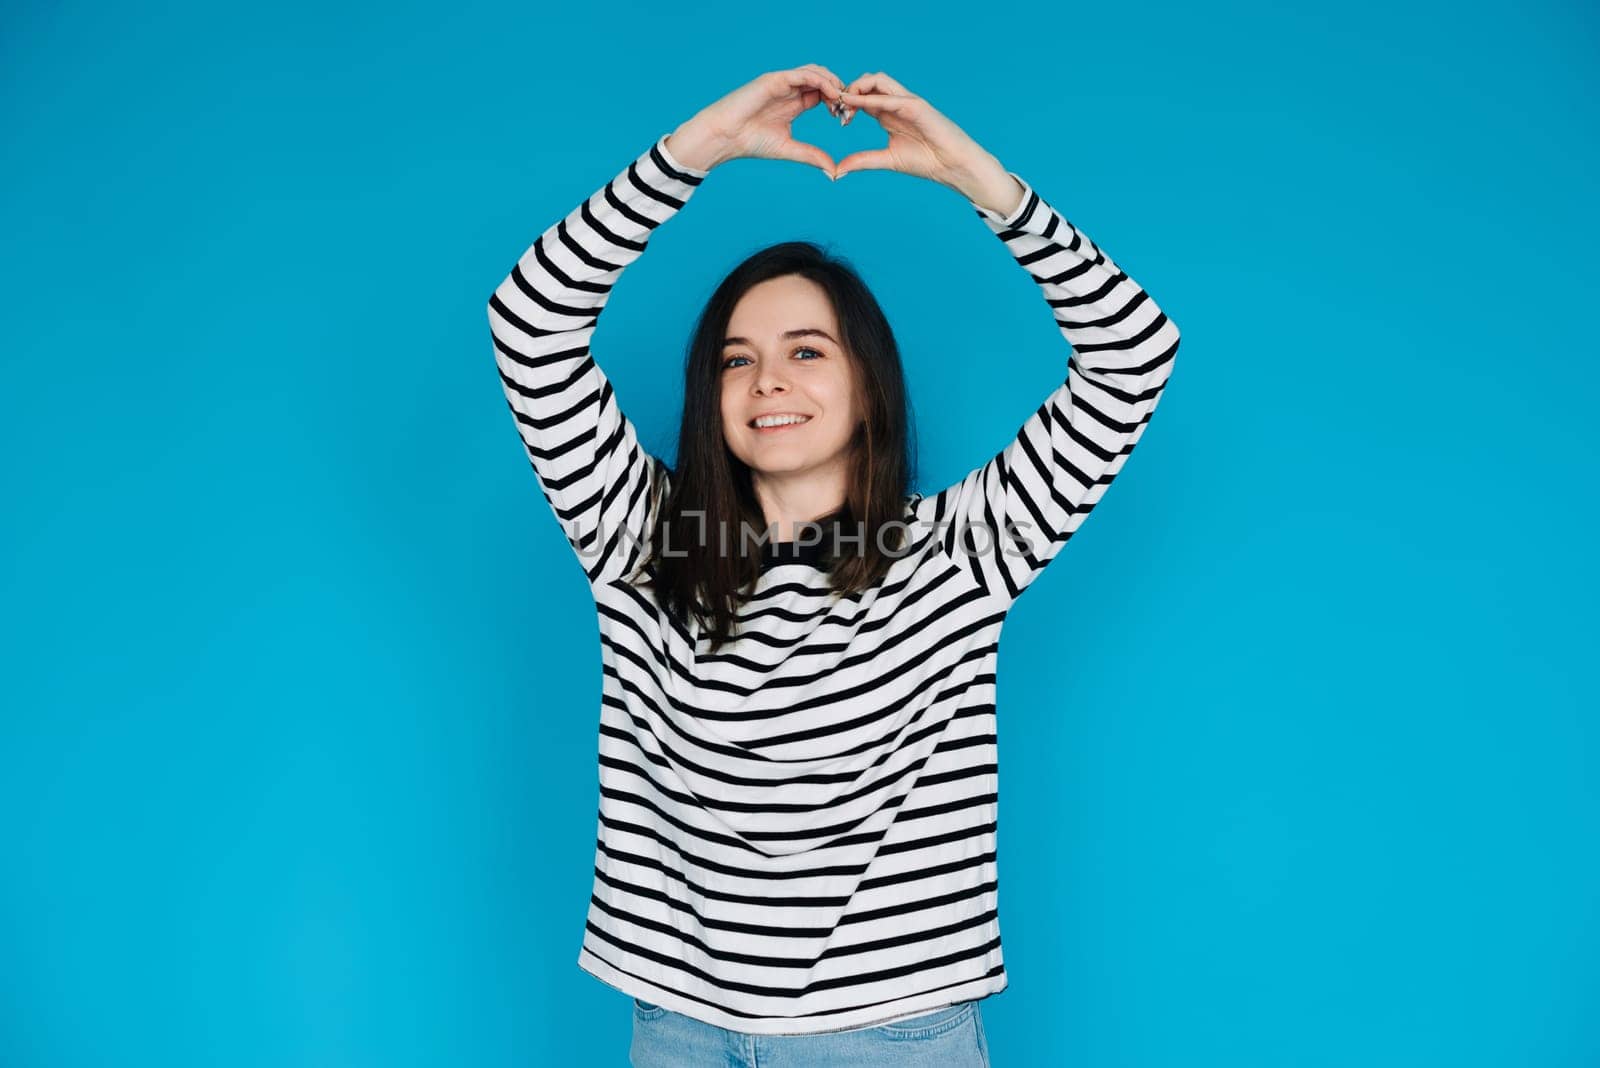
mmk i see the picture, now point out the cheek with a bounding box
[828,376,862,424]
[819,370,854,407]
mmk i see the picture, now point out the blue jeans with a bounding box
[628,998,992,1066]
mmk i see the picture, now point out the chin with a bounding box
[743,458,812,475]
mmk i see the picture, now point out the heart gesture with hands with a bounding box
[665,63,854,175]
[665,65,1026,219]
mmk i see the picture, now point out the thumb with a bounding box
[833,149,895,179]
[770,138,837,177]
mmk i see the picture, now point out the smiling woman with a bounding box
[484,63,1179,1058]
[651,239,918,643]
[719,277,864,521]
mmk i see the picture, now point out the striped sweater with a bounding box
[486,132,1180,1035]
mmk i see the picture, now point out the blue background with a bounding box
[3,1,1596,1065]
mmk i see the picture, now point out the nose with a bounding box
[752,360,790,396]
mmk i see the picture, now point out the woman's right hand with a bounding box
[665,64,850,176]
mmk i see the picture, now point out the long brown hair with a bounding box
[637,241,918,651]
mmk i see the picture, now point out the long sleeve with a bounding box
[486,134,709,588]
[925,173,1181,607]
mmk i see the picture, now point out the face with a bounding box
[719,274,863,483]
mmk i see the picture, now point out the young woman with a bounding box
[487,64,1180,1066]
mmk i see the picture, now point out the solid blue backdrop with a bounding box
[2,1,1595,1065]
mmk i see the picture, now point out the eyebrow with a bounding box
[722,328,839,348]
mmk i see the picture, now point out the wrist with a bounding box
[665,120,729,173]
[951,154,1024,218]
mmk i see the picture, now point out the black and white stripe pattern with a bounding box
[487,134,1179,1035]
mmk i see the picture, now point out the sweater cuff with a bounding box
[971,172,1038,230]
[655,132,712,181]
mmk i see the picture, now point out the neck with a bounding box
[749,473,850,544]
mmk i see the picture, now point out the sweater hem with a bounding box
[577,945,1008,1037]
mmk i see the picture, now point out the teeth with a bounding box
[753,414,810,428]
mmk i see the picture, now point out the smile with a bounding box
[750,414,812,431]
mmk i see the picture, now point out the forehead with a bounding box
[726,275,838,336]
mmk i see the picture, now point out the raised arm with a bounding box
[932,177,1180,605]
[486,65,851,589]
[486,136,708,588]
[834,72,1181,606]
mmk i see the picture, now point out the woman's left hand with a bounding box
[834,72,1025,217]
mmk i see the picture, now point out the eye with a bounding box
[721,346,826,370]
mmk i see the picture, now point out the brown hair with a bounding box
[637,241,918,651]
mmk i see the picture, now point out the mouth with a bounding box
[748,414,813,433]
